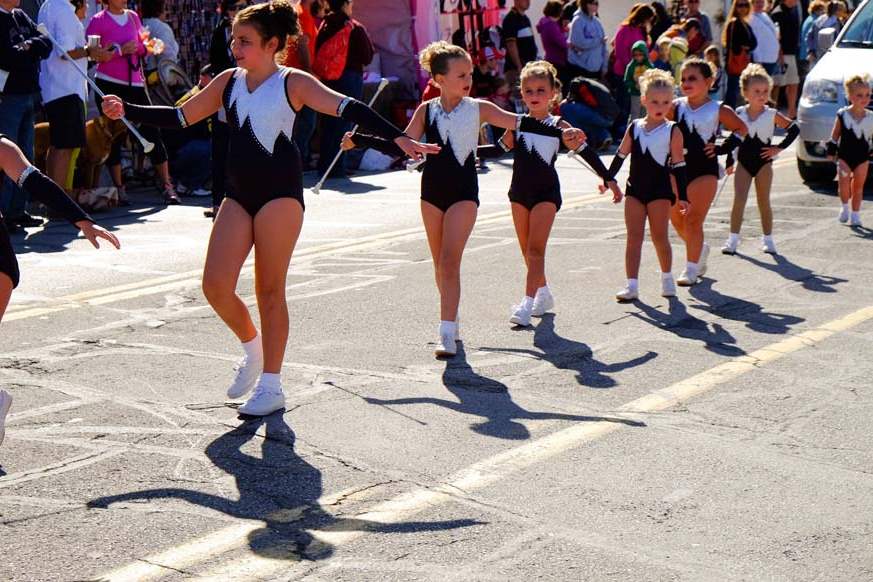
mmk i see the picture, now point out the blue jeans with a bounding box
[725,74,741,108]
[171,139,211,191]
[318,70,364,177]
[560,101,612,148]
[294,106,317,165]
[0,93,36,219]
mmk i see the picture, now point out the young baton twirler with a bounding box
[722,64,799,256]
[828,74,873,228]
[477,60,620,326]
[343,43,585,356]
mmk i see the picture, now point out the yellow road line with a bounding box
[97,303,873,581]
[5,194,603,321]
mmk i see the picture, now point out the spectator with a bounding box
[807,1,847,62]
[315,0,374,179]
[668,34,688,83]
[704,44,726,100]
[624,39,651,121]
[723,0,757,107]
[283,0,318,170]
[0,0,52,233]
[664,17,705,57]
[611,4,655,132]
[750,0,780,76]
[141,0,178,68]
[473,46,502,99]
[567,0,608,80]
[650,1,673,45]
[206,0,245,218]
[86,0,178,204]
[800,0,827,70]
[38,0,110,204]
[502,0,539,85]
[537,1,568,87]
[770,0,802,118]
[684,0,713,45]
[168,64,212,198]
[652,35,672,71]
[560,75,616,149]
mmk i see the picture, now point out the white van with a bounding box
[798,0,873,182]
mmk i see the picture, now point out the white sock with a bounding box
[728,232,740,244]
[521,296,534,309]
[440,320,457,334]
[851,211,861,219]
[536,284,549,295]
[259,372,281,390]
[242,333,262,361]
[686,261,699,272]
[762,234,774,243]
[627,278,639,290]
[661,272,674,281]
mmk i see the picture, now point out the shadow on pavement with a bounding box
[735,253,848,293]
[689,278,805,335]
[631,296,746,357]
[87,413,478,562]
[365,341,645,441]
[850,224,873,240]
[482,313,658,389]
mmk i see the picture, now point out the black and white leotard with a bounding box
[221,66,304,216]
[735,106,777,177]
[836,106,873,171]
[508,114,563,211]
[626,119,678,205]
[674,97,721,182]
[421,97,481,212]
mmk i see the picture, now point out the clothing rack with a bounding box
[134,0,220,79]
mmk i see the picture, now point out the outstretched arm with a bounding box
[478,100,585,150]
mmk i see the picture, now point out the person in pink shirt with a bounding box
[536,1,567,88]
[86,0,178,204]
[611,4,654,132]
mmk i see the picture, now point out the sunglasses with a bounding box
[736,2,750,7]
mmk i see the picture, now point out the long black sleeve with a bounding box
[775,122,799,150]
[575,144,612,181]
[19,167,92,225]
[671,162,689,202]
[123,103,189,129]
[349,132,405,157]
[517,116,566,139]
[714,132,744,156]
[338,98,404,140]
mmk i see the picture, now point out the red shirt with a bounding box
[283,5,317,70]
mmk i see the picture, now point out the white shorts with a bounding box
[774,54,800,86]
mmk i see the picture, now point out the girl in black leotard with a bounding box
[343,42,584,357]
[828,74,873,228]
[102,1,436,416]
[722,64,798,256]
[670,58,748,286]
[0,136,119,446]
[605,69,691,302]
[481,61,619,327]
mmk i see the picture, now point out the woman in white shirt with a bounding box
[141,0,179,66]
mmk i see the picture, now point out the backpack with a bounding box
[313,21,354,81]
[568,77,619,121]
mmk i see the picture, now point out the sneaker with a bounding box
[191,188,212,197]
[661,277,677,298]
[721,238,739,255]
[227,354,263,399]
[175,183,189,195]
[510,302,532,326]
[531,287,555,317]
[237,381,285,416]
[434,323,457,357]
[839,206,850,223]
[676,268,699,287]
[698,242,711,277]
[761,236,778,255]
[850,212,863,227]
[162,183,181,205]
[615,286,639,302]
[0,390,11,447]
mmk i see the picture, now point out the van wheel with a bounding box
[797,159,836,184]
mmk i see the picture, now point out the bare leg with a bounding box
[730,163,753,234]
[647,199,673,273]
[201,198,257,343]
[624,196,647,279]
[754,163,774,235]
[109,164,123,189]
[0,273,12,323]
[838,161,852,205]
[421,200,445,294]
[678,175,717,262]
[155,161,172,186]
[786,84,798,119]
[523,202,557,297]
[252,198,303,374]
[510,202,531,273]
[45,147,74,194]
[851,164,868,212]
[437,201,477,322]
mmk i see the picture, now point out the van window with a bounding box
[841,1,873,46]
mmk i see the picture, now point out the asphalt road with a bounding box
[2,148,873,582]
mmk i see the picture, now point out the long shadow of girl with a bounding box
[631,296,746,357]
[689,278,805,335]
[736,253,847,293]
[88,413,477,561]
[365,342,644,441]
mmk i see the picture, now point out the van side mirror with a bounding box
[817,27,837,54]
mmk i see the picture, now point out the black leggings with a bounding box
[95,79,168,167]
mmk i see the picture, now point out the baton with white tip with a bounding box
[312,77,390,195]
[37,24,155,154]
